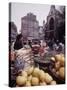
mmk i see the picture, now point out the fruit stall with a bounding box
[10,45,65,87]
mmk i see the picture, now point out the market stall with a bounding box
[10,43,65,87]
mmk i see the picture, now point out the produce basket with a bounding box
[34,55,54,72]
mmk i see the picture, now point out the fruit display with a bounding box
[16,66,57,87]
[50,53,65,81]
[11,48,65,87]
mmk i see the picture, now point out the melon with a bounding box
[21,71,27,77]
[27,75,32,82]
[55,61,61,71]
[27,66,34,75]
[16,76,27,86]
[55,54,61,61]
[31,77,39,86]
[50,80,57,85]
[40,82,47,86]
[32,67,40,77]
[59,67,65,79]
[45,73,53,84]
[39,70,46,82]
[25,81,31,86]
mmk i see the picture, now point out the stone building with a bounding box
[45,5,65,42]
[21,13,39,41]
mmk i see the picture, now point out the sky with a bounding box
[11,3,60,33]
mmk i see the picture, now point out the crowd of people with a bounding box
[9,34,65,81]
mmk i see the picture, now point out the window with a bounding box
[49,18,54,30]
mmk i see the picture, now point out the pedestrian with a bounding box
[14,34,23,50]
[53,43,57,51]
[28,40,32,48]
[58,42,64,53]
[48,40,53,50]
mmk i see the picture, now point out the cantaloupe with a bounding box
[55,61,61,71]
[39,70,46,82]
[55,54,61,61]
[31,77,39,86]
[25,81,31,86]
[27,66,34,75]
[21,71,27,77]
[45,73,53,84]
[27,75,32,82]
[32,67,40,77]
[50,80,57,85]
[16,76,27,86]
[40,82,47,86]
[60,56,65,66]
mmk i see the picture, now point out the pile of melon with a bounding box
[16,66,57,87]
[51,53,65,79]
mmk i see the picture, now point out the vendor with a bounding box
[14,34,34,73]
